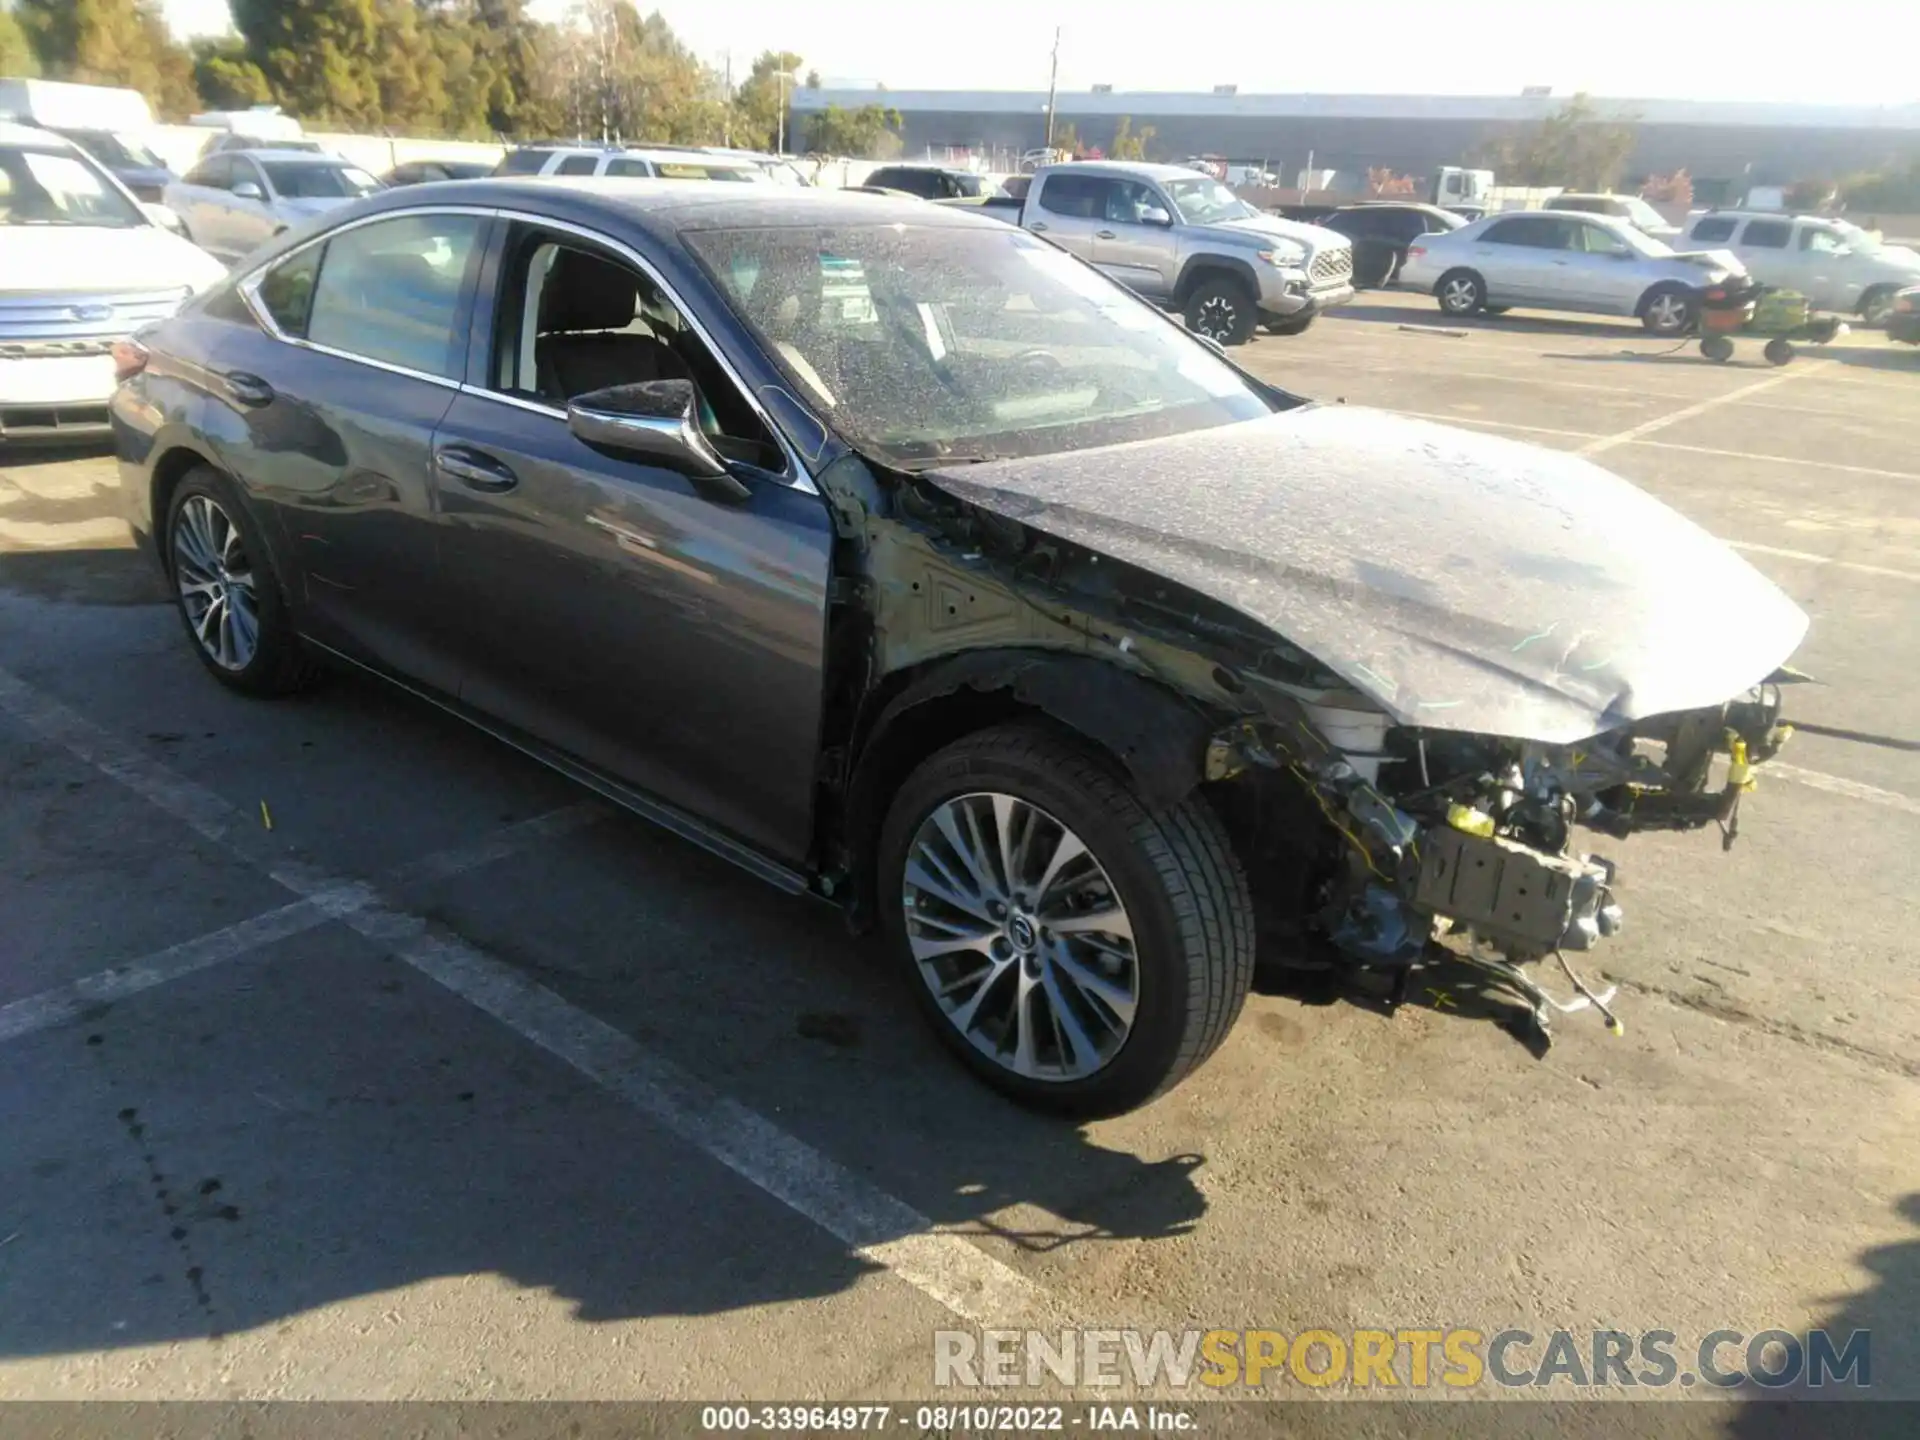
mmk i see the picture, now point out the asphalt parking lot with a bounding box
[1,290,1915,1421]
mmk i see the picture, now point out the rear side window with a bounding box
[1741,219,1791,248]
[306,213,485,378]
[1688,217,1736,242]
[496,149,550,175]
[871,168,939,198]
[256,244,323,337]
[555,154,598,176]
[604,157,654,177]
[186,155,232,189]
[1484,215,1565,248]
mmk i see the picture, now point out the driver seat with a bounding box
[534,248,690,403]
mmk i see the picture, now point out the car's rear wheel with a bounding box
[166,467,321,696]
[1184,274,1258,346]
[1640,283,1697,335]
[879,723,1254,1116]
[1436,269,1485,315]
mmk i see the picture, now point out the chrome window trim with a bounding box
[232,201,818,493]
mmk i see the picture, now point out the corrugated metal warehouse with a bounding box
[790,88,1920,185]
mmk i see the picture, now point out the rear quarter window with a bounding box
[1689,217,1738,243]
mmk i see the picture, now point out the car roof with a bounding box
[0,119,77,151]
[1691,210,1831,223]
[1476,208,1633,224]
[1048,160,1202,182]
[344,177,1003,235]
[228,149,350,164]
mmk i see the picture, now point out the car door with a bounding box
[174,154,236,255]
[1090,178,1176,297]
[1473,215,1560,303]
[1790,222,1859,311]
[423,219,834,864]
[1026,172,1108,262]
[214,208,490,692]
[1730,216,1794,290]
[1328,209,1393,286]
[224,156,282,256]
[1565,220,1644,312]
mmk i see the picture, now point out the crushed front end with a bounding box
[1208,663,1798,1044]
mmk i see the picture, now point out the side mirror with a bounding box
[1142,206,1173,227]
[567,379,752,503]
[231,181,264,201]
[141,202,187,235]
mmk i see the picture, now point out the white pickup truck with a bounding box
[958,160,1354,345]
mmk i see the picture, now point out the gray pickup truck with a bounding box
[958,161,1355,344]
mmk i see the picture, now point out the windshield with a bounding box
[1830,218,1881,252]
[60,130,167,171]
[1162,176,1255,224]
[263,162,381,198]
[1614,224,1674,258]
[688,224,1272,466]
[0,145,144,228]
[1622,197,1669,230]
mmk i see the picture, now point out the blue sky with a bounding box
[160,0,1917,106]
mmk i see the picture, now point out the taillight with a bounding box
[111,337,148,382]
[1407,245,1426,258]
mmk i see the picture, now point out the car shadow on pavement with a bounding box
[1255,951,1550,1058]
[1323,301,1645,341]
[0,546,169,607]
[1724,1192,1920,1434]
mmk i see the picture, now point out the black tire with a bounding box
[1435,269,1485,316]
[878,722,1255,1116]
[1764,337,1795,367]
[165,466,323,696]
[1859,285,1898,326]
[1262,314,1316,336]
[1183,274,1259,346]
[1700,334,1734,362]
[1639,283,1697,335]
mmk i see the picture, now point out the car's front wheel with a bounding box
[1639,283,1697,335]
[1859,285,1899,326]
[166,467,322,696]
[1184,275,1259,346]
[879,723,1255,1116]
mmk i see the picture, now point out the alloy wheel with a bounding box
[1195,295,1239,341]
[902,791,1138,1082]
[172,495,260,672]
[1646,292,1690,332]
[1440,276,1479,312]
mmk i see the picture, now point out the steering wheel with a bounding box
[1009,348,1066,372]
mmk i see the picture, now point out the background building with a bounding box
[791,88,1920,188]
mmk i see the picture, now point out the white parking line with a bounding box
[1576,369,1812,456]
[1770,763,1920,818]
[0,806,602,1047]
[0,663,1048,1328]
[1725,541,1920,585]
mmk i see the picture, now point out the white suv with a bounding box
[492,145,768,184]
[1682,210,1920,322]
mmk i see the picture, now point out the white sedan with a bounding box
[164,150,383,264]
[1396,209,1745,334]
[0,121,225,441]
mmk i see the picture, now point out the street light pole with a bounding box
[777,69,788,155]
[1043,27,1060,151]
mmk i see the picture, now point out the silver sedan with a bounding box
[1395,209,1746,334]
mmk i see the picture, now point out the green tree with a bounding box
[730,49,802,151]
[228,0,385,127]
[1,6,41,78]
[1108,115,1155,161]
[191,36,273,109]
[16,0,200,117]
[804,102,902,158]
[1484,93,1638,189]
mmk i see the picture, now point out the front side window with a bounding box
[489,229,784,470]
[604,158,654,178]
[262,162,380,199]
[1104,179,1167,225]
[0,145,143,228]
[186,155,233,189]
[1162,177,1254,224]
[1800,227,1847,255]
[1036,172,1110,218]
[497,149,551,175]
[1484,216,1562,248]
[305,213,484,378]
[689,223,1273,467]
[1741,219,1791,248]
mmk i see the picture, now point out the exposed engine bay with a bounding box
[815,402,1809,1050]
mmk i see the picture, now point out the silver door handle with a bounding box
[1028,222,1048,232]
[433,446,517,493]
[1095,229,1116,239]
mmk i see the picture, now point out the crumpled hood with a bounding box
[924,407,1808,743]
[1670,247,1745,274]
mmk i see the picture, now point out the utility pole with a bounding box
[1043,27,1060,151]
[777,68,787,156]
[724,51,733,147]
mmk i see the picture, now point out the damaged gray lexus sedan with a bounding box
[112,183,1808,1115]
